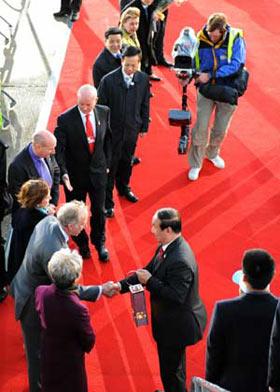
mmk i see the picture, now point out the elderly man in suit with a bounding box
[54,84,112,261]
[98,46,150,217]
[117,208,207,392]
[206,249,277,392]
[8,130,60,213]
[93,27,123,88]
[10,200,118,392]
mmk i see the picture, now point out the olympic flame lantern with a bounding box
[129,284,149,327]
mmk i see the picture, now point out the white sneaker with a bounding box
[209,155,225,169]
[188,167,201,181]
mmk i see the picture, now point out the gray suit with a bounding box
[10,215,100,392]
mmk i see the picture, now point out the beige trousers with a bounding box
[188,92,237,168]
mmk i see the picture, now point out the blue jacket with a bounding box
[195,25,246,83]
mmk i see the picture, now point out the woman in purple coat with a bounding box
[35,249,95,392]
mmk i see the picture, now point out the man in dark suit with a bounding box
[8,130,60,213]
[93,27,123,88]
[206,249,277,392]
[10,200,118,392]
[268,302,280,392]
[117,208,207,392]
[268,301,280,392]
[54,84,112,261]
[98,46,150,217]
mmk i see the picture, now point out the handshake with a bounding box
[101,269,153,298]
[101,281,121,298]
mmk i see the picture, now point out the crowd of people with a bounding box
[0,2,278,392]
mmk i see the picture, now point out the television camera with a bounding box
[168,27,199,154]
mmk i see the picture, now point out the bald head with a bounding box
[77,84,98,115]
[32,130,57,158]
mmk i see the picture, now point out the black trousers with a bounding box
[20,296,42,392]
[64,176,106,249]
[157,343,187,392]
[105,137,137,209]
[61,0,82,12]
[154,10,168,62]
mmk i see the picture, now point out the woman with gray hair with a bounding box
[35,248,95,392]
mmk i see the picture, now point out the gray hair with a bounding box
[32,130,56,146]
[77,84,97,99]
[48,248,83,289]
[57,200,88,227]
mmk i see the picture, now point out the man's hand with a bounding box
[101,281,120,297]
[63,174,73,192]
[136,269,152,284]
[47,203,56,215]
[197,72,210,84]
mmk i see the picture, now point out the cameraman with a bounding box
[188,13,246,181]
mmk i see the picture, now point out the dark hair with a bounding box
[207,12,227,33]
[242,249,275,289]
[156,208,181,233]
[17,179,50,209]
[122,45,142,59]
[105,27,123,39]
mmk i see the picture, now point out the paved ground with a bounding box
[0,0,72,233]
[0,0,71,163]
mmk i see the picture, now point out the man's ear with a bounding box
[243,273,248,282]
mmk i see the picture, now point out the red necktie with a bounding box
[158,246,164,260]
[85,114,95,154]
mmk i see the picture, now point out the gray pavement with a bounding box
[1,0,72,234]
[1,0,71,163]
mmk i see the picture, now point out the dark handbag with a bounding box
[232,67,249,96]
[199,83,238,105]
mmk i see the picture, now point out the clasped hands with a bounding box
[101,269,152,298]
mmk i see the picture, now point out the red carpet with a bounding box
[1,0,280,390]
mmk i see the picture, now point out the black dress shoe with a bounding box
[0,287,8,303]
[105,208,114,218]
[157,58,173,67]
[131,156,141,166]
[53,10,70,18]
[149,74,161,82]
[123,190,139,203]
[70,11,80,21]
[79,246,91,259]
[97,246,109,262]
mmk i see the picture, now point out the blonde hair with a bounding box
[120,7,140,28]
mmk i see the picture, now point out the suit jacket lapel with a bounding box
[93,107,101,145]
[25,146,40,177]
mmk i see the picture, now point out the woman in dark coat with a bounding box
[35,248,95,392]
[7,179,52,282]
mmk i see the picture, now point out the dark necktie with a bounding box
[153,246,164,272]
[85,114,95,154]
